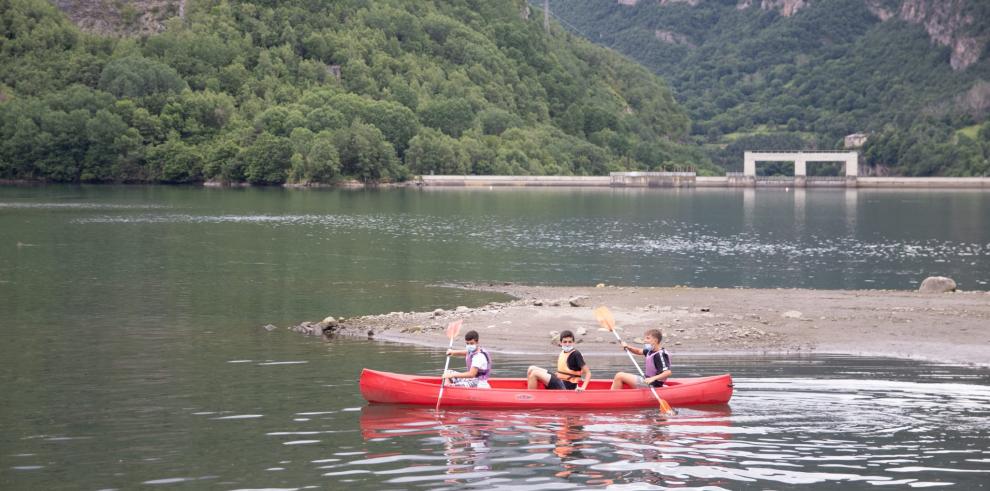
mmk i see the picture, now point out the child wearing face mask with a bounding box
[610,328,670,390]
[443,330,492,388]
[526,330,591,391]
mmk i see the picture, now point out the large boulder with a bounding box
[919,276,957,293]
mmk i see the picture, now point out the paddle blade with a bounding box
[593,306,615,331]
[445,319,463,340]
[659,398,675,415]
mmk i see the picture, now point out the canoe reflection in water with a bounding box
[359,404,732,487]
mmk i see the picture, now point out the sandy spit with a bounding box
[314,284,990,367]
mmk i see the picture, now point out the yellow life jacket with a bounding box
[555,351,582,383]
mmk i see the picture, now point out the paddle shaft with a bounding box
[435,336,456,410]
[609,328,671,412]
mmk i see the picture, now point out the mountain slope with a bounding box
[0,0,708,184]
[549,0,990,176]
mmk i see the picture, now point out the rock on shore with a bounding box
[919,276,957,293]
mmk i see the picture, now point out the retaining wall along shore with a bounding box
[418,175,990,189]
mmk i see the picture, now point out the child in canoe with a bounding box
[442,330,492,388]
[611,328,670,390]
[526,330,591,391]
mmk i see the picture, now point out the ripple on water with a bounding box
[213,414,264,420]
[70,213,990,288]
[1,202,166,210]
[314,376,990,489]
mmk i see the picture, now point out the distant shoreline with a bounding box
[0,179,406,189]
[5,175,990,189]
[318,284,990,367]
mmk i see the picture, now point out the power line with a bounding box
[543,0,550,33]
[546,5,586,36]
[530,1,582,37]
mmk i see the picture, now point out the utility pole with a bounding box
[543,0,550,34]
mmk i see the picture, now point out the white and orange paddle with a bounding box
[594,306,675,416]
[435,319,463,411]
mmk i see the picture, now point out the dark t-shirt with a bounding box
[564,350,586,372]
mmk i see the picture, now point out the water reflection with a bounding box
[343,373,990,489]
[357,405,733,488]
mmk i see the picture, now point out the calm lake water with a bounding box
[2,186,989,489]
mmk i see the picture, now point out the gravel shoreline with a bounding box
[288,284,990,366]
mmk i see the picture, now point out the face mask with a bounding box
[561,345,574,353]
[643,344,653,353]
[466,344,477,353]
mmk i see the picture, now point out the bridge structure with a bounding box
[743,151,858,187]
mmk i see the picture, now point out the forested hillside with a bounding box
[549,0,990,176]
[0,0,708,185]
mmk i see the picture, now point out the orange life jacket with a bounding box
[555,351,582,384]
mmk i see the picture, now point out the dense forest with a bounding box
[0,0,710,185]
[549,0,990,176]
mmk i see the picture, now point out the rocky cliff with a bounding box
[51,0,185,35]
[619,0,987,70]
[874,0,986,70]
[736,0,809,18]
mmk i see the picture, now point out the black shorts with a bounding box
[546,374,577,390]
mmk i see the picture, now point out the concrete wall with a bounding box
[807,177,858,188]
[416,175,990,189]
[857,177,990,188]
[697,176,734,187]
[610,172,695,187]
[744,151,858,177]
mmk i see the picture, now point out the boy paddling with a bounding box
[442,330,492,388]
[526,330,591,391]
[611,328,670,390]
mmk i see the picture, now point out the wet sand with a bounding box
[324,284,990,366]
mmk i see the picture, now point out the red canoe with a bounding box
[359,369,733,409]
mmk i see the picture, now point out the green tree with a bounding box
[160,90,236,140]
[330,93,420,153]
[405,128,467,175]
[477,108,522,136]
[202,137,242,182]
[241,132,292,184]
[290,131,340,183]
[305,107,345,133]
[146,135,204,183]
[418,97,474,138]
[255,106,306,137]
[333,120,401,182]
[78,109,132,182]
[97,55,187,98]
